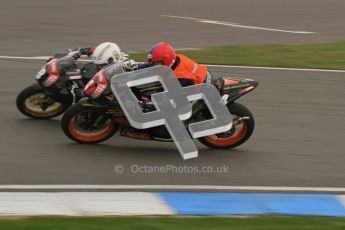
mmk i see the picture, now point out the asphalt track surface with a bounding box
[1,58,345,187]
[0,1,345,189]
[1,0,345,55]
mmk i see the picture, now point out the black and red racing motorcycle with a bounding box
[16,53,97,119]
[61,64,258,149]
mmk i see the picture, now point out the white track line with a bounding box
[162,15,316,34]
[0,55,92,62]
[1,55,345,73]
[206,64,345,73]
[1,185,345,192]
[0,55,51,60]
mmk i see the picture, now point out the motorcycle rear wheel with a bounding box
[198,102,255,149]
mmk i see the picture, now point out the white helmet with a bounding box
[92,42,121,65]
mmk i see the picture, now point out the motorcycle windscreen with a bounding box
[110,66,232,160]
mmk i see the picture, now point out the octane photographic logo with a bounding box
[111,66,232,160]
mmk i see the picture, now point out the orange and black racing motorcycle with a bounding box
[61,64,258,149]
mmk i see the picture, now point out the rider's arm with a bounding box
[58,55,77,74]
[178,78,194,87]
[135,62,153,70]
[59,46,95,70]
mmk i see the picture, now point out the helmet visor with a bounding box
[147,59,164,66]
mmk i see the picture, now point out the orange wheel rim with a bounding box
[67,118,114,142]
[204,121,248,147]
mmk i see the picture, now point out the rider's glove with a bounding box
[79,47,95,56]
[122,59,138,71]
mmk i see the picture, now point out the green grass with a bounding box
[129,41,345,69]
[1,216,345,230]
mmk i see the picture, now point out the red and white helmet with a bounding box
[147,42,176,67]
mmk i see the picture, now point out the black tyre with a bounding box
[16,84,69,119]
[61,103,118,144]
[198,102,255,149]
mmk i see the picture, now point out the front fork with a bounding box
[70,83,78,104]
[39,82,81,111]
[70,80,85,104]
[40,96,56,111]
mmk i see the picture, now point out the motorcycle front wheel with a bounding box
[16,84,69,119]
[61,103,118,144]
